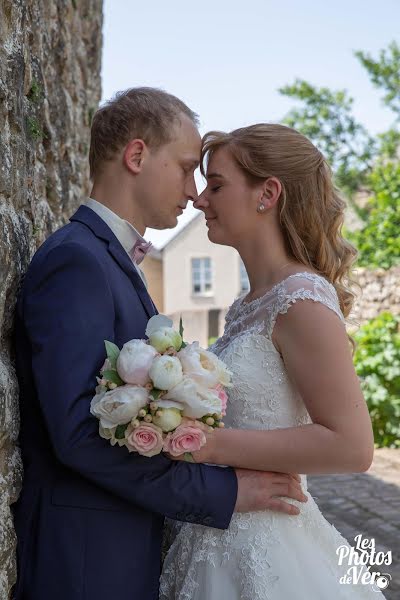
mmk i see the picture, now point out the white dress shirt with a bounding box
[84,198,148,287]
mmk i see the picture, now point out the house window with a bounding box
[192,257,213,295]
[239,259,250,293]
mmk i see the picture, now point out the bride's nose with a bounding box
[193,190,209,212]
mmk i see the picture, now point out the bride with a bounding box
[159,124,386,599]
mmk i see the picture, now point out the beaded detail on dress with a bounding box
[159,273,381,600]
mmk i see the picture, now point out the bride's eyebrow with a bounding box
[207,172,224,180]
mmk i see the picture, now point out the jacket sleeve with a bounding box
[22,242,237,529]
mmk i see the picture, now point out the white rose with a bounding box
[152,407,182,432]
[149,327,182,353]
[90,384,149,429]
[163,377,222,419]
[178,342,233,388]
[149,355,183,391]
[116,339,158,385]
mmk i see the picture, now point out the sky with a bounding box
[101,0,400,248]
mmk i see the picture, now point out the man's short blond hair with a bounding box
[89,87,199,179]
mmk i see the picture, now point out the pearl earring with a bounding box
[257,202,266,213]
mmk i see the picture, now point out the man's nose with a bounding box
[193,189,210,211]
[185,175,199,203]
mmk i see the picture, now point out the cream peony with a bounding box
[90,384,149,429]
[178,342,232,388]
[145,314,174,337]
[149,327,182,353]
[152,407,182,432]
[149,355,183,391]
[116,339,158,385]
[163,377,222,419]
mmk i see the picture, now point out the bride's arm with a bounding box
[181,300,374,474]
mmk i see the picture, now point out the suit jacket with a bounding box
[12,205,238,600]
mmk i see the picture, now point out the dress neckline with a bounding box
[239,271,327,310]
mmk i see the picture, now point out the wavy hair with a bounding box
[201,124,359,335]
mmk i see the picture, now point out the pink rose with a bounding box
[163,422,207,457]
[214,384,228,415]
[126,422,164,457]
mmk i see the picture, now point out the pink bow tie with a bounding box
[130,239,152,265]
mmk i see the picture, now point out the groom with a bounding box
[12,87,305,600]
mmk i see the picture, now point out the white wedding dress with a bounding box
[159,273,386,599]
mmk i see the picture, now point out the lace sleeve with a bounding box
[268,273,345,338]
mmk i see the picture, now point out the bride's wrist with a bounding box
[205,428,220,464]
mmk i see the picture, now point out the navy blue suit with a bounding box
[12,206,238,600]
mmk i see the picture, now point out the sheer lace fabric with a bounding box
[159,273,384,599]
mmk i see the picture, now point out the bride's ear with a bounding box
[261,177,282,209]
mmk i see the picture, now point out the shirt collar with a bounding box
[84,197,147,255]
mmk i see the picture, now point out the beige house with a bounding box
[141,214,249,347]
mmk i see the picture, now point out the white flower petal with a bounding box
[145,314,173,337]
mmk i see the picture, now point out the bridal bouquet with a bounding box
[90,315,232,460]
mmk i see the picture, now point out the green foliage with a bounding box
[279,79,375,201]
[88,106,95,126]
[354,313,400,448]
[115,423,129,439]
[377,128,400,159]
[27,79,43,104]
[149,388,164,401]
[348,161,400,269]
[102,369,124,386]
[26,116,43,140]
[104,340,120,369]
[178,315,187,349]
[355,41,400,118]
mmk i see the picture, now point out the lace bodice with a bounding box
[210,272,345,433]
[212,271,344,354]
[159,273,378,600]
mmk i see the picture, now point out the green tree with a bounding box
[348,161,400,269]
[280,41,400,269]
[354,312,400,448]
[355,41,400,118]
[279,80,375,205]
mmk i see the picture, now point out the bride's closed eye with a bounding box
[210,186,222,193]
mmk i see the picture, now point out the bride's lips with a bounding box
[205,216,216,226]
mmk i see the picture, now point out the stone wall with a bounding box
[350,266,400,328]
[0,1,103,596]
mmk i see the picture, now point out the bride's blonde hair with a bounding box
[201,123,358,324]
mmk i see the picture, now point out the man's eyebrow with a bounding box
[184,158,200,168]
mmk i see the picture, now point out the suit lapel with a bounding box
[107,240,157,318]
[70,206,157,319]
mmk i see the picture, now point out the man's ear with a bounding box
[261,176,282,209]
[123,139,147,174]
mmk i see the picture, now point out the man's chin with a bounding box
[149,217,178,230]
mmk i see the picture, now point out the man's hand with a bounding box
[234,469,308,515]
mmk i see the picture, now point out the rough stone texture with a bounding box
[350,266,400,326]
[0,1,102,596]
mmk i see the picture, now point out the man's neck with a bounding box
[89,185,146,236]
